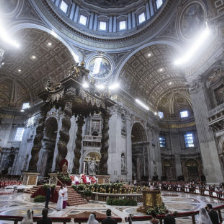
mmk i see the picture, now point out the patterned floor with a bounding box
[0,189,223,224]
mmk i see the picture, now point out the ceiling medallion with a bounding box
[180,2,205,39]
[87,56,112,80]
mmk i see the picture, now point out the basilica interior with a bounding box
[1,0,224,223]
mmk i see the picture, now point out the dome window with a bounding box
[59,0,68,14]
[99,21,107,31]
[180,110,189,118]
[79,15,87,26]
[156,0,163,9]
[184,132,195,148]
[21,102,30,111]
[159,136,166,148]
[158,111,164,119]
[119,21,127,31]
[138,12,146,24]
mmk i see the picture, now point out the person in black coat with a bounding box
[102,209,117,224]
[164,210,176,224]
[45,186,51,209]
[206,204,219,224]
[37,208,52,224]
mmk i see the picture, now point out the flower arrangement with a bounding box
[146,203,167,215]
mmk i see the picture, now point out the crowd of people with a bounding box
[20,208,117,224]
[1,176,224,224]
[0,176,22,188]
[149,181,224,198]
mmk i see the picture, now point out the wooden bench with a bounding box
[0,215,71,224]
[73,216,122,224]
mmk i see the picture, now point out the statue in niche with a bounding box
[88,159,96,175]
[121,153,126,172]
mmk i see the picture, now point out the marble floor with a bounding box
[0,189,223,224]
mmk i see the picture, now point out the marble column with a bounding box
[56,101,72,170]
[190,80,224,183]
[28,104,50,172]
[175,154,182,177]
[0,48,5,68]
[73,115,85,174]
[99,110,110,175]
[126,113,133,182]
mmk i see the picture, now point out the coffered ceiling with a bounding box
[0,28,74,109]
[119,44,189,113]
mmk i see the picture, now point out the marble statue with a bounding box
[88,160,96,175]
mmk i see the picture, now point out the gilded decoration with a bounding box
[88,56,112,80]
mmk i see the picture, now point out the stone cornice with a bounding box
[74,0,144,14]
[30,0,179,51]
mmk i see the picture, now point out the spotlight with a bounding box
[135,99,149,111]
[0,20,20,48]
[109,83,120,90]
[18,69,21,73]
[174,24,210,66]
[47,42,52,47]
[82,81,89,89]
[95,84,105,90]
[31,55,36,60]
[148,53,152,57]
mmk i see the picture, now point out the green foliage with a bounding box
[43,184,55,190]
[146,204,167,215]
[34,195,46,202]
[106,198,137,206]
[57,173,71,184]
[83,189,92,196]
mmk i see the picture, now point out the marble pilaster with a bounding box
[190,80,224,183]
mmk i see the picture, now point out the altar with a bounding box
[137,189,163,213]
[26,62,115,179]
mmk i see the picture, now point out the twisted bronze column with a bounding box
[99,111,110,175]
[56,101,72,170]
[28,104,50,172]
[73,115,85,174]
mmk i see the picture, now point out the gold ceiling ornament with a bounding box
[45,79,61,93]
[68,62,90,81]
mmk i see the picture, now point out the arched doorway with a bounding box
[42,117,58,176]
[162,159,176,180]
[184,159,199,181]
[131,123,148,182]
[83,152,101,175]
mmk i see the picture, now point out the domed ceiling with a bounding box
[0,28,74,110]
[119,44,188,111]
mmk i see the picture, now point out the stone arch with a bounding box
[161,158,176,181]
[131,122,148,182]
[41,117,58,176]
[8,23,81,63]
[184,159,199,181]
[114,40,181,81]
[83,151,101,175]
